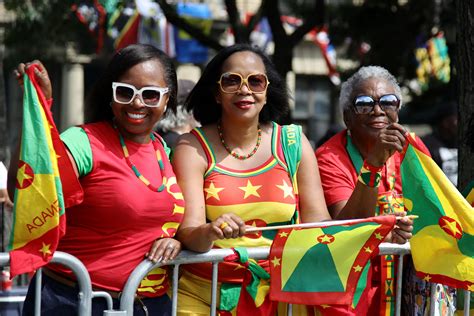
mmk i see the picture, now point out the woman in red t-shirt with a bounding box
[11,44,184,315]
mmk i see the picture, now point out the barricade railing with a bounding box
[0,251,115,316]
[120,242,472,316]
[0,244,471,316]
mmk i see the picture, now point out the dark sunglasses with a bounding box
[352,94,400,114]
[112,82,169,107]
[217,72,269,94]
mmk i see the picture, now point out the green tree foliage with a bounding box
[3,0,97,66]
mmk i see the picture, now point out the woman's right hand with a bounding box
[209,213,246,240]
[14,60,52,101]
[366,123,407,167]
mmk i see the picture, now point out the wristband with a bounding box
[358,160,382,188]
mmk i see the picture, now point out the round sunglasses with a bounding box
[352,94,400,114]
[112,82,169,107]
[217,72,269,94]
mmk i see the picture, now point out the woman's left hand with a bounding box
[388,213,413,244]
[146,237,182,264]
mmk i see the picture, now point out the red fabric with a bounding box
[185,124,296,283]
[28,68,83,210]
[315,130,429,315]
[50,122,183,294]
[236,267,277,316]
[315,130,429,208]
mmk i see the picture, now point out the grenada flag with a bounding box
[269,216,395,305]
[401,134,474,290]
[9,65,78,277]
[463,180,474,207]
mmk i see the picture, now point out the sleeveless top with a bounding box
[52,121,184,296]
[185,122,297,283]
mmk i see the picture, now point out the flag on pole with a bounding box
[401,134,474,290]
[269,216,395,305]
[8,65,80,277]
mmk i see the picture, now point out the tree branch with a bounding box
[157,0,223,51]
[289,0,325,46]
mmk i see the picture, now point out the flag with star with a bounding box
[9,65,69,277]
[269,216,395,305]
[401,134,474,290]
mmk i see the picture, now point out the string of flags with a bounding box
[414,30,451,91]
[72,0,340,83]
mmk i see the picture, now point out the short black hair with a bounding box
[85,44,177,123]
[185,44,290,125]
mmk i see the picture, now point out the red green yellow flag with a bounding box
[462,180,474,207]
[235,248,277,315]
[9,65,73,277]
[269,216,395,305]
[401,134,474,290]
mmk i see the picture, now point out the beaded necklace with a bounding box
[114,124,166,192]
[217,121,262,160]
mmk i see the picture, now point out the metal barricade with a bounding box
[1,245,471,315]
[0,251,115,316]
[120,242,473,316]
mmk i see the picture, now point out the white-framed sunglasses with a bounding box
[112,82,169,107]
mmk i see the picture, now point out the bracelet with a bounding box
[358,160,382,188]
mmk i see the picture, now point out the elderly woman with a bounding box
[316,66,422,315]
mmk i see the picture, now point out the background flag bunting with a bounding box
[9,66,73,277]
[401,134,474,290]
[269,216,395,305]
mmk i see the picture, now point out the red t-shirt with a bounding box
[316,130,429,208]
[52,121,184,295]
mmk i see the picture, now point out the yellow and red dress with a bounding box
[178,123,300,315]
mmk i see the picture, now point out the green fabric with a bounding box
[219,248,249,311]
[280,124,302,182]
[219,247,271,311]
[280,123,302,224]
[219,283,241,311]
[345,133,363,172]
[61,126,93,177]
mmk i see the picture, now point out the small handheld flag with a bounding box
[269,216,395,305]
[9,65,76,277]
[401,134,474,290]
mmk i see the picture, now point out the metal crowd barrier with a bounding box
[0,251,115,316]
[0,244,472,316]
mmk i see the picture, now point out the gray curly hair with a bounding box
[339,66,402,111]
[155,105,194,132]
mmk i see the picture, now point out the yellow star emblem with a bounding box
[39,242,52,258]
[423,275,432,282]
[239,180,262,199]
[374,232,384,240]
[276,180,294,198]
[441,218,461,237]
[320,304,331,309]
[271,256,281,267]
[364,246,372,253]
[17,164,33,187]
[353,265,363,272]
[467,284,474,292]
[278,231,288,238]
[319,234,333,243]
[234,264,246,271]
[204,182,224,200]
